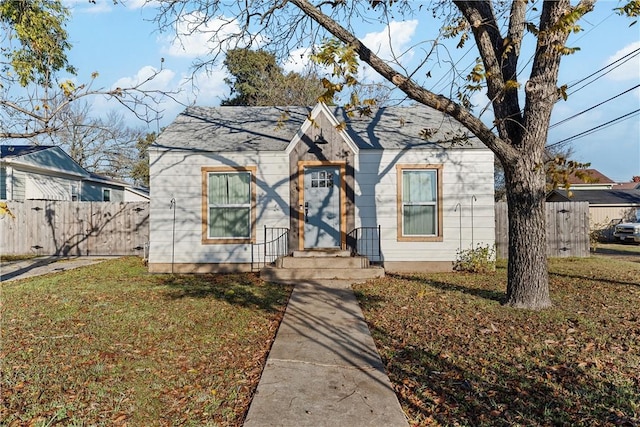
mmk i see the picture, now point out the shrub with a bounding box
[454,244,496,273]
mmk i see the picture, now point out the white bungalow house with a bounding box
[147,102,495,275]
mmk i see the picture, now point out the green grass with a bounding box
[1,254,39,263]
[4,254,638,426]
[591,241,640,259]
[1,257,292,426]
[354,256,640,426]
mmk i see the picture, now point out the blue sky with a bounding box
[61,0,639,182]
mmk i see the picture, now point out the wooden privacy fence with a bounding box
[1,200,149,257]
[495,201,590,259]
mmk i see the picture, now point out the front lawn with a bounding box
[354,256,640,426]
[1,257,291,426]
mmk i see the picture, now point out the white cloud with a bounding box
[281,20,420,83]
[112,65,176,92]
[188,68,229,105]
[123,0,152,9]
[361,20,418,63]
[605,41,640,82]
[92,64,230,128]
[161,11,263,59]
[87,65,179,126]
[283,47,313,74]
[357,20,419,84]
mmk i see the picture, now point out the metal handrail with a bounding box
[252,226,289,271]
[346,225,382,264]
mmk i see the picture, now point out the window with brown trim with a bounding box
[202,166,256,244]
[396,164,443,242]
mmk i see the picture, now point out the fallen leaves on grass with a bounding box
[355,257,640,426]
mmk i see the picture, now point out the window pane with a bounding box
[403,170,436,202]
[208,174,227,203]
[209,173,250,204]
[209,207,250,238]
[404,205,436,235]
[227,173,250,204]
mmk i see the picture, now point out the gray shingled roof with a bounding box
[548,189,640,205]
[1,145,51,158]
[153,104,486,152]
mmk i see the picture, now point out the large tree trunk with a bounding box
[503,158,551,309]
[283,0,577,310]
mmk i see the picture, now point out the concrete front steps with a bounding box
[260,250,384,282]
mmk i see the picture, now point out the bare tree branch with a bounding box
[1,66,182,140]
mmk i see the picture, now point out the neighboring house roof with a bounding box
[615,181,640,190]
[566,168,615,185]
[125,186,150,199]
[1,145,50,158]
[86,172,130,187]
[1,145,88,178]
[153,104,486,152]
[547,189,640,205]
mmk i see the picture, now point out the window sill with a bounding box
[202,237,255,245]
[397,235,443,242]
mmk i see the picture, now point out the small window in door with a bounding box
[310,171,333,188]
[103,189,111,202]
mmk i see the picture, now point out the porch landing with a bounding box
[260,250,384,282]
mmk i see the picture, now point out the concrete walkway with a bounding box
[244,280,408,427]
[0,256,109,282]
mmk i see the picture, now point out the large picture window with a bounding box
[397,164,443,242]
[202,166,256,244]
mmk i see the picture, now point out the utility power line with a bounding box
[547,108,640,148]
[566,47,640,95]
[550,84,640,129]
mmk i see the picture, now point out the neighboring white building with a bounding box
[1,145,88,201]
[148,103,495,273]
[0,146,149,202]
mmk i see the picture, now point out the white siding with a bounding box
[149,149,290,264]
[12,169,26,200]
[124,189,150,202]
[149,145,495,267]
[355,148,495,263]
[25,174,80,201]
[0,166,6,199]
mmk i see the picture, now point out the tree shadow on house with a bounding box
[159,272,293,313]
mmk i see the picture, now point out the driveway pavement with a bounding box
[0,256,110,282]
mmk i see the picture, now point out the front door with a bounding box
[303,166,341,248]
